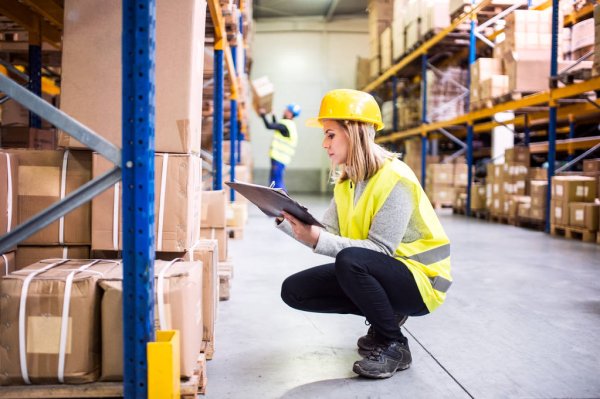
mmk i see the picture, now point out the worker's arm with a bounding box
[313,182,414,257]
[260,113,290,137]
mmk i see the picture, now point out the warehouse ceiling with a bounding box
[253,0,369,20]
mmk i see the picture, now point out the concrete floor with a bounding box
[205,194,600,399]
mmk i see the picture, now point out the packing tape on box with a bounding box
[57,259,100,383]
[18,259,69,384]
[59,150,69,244]
[5,153,13,233]
[2,253,8,275]
[156,258,182,331]
[62,246,68,259]
[113,182,120,250]
[157,154,169,252]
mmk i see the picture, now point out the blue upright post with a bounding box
[421,54,428,187]
[230,44,238,201]
[213,46,224,190]
[28,44,42,128]
[546,0,559,233]
[392,75,399,132]
[465,12,477,217]
[122,1,155,398]
[237,12,244,164]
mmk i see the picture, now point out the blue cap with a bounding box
[286,103,301,118]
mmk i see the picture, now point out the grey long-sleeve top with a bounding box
[277,179,424,257]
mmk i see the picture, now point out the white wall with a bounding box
[249,17,369,192]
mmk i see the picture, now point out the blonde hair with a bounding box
[330,120,396,184]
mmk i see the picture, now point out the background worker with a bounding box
[259,104,301,190]
[275,89,452,379]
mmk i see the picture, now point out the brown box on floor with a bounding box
[550,200,569,225]
[427,164,454,185]
[98,259,203,381]
[200,227,228,262]
[92,153,201,252]
[0,259,121,385]
[58,0,206,153]
[470,183,486,211]
[568,202,599,230]
[201,189,227,229]
[0,251,15,277]
[551,176,597,203]
[8,149,92,245]
[15,246,90,269]
[0,152,18,237]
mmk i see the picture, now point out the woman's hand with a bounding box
[281,211,320,248]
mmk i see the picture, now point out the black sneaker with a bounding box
[353,339,412,379]
[356,315,408,357]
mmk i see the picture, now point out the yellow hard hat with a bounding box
[306,89,384,131]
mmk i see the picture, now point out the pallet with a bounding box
[0,354,208,398]
[432,202,453,211]
[492,91,535,105]
[453,205,466,215]
[227,226,244,239]
[550,224,597,243]
[471,209,489,220]
[597,232,600,245]
[201,339,215,361]
[515,216,545,231]
[489,214,514,225]
[553,68,593,86]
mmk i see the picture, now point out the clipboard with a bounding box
[225,181,325,228]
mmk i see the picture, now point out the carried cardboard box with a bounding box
[8,149,92,245]
[0,151,18,237]
[0,259,122,385]
[92,153,201,252]
[59,0,206,153]
[251,76,275,114]
[99,259,203,380]
[568,202,599,230]
[15,245,90,270]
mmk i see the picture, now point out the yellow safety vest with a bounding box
[334,158,452,312]
[269,119,298,165]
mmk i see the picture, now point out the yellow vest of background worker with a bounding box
[269,119,298,165]
[334,158,452,312]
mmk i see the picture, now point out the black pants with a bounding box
[281,247,428,341]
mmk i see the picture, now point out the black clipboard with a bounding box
[225,181,325,228]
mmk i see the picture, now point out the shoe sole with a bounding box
[352,362,411,379]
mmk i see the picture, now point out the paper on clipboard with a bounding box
[225,181,325,228]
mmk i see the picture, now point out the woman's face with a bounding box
[322,120,350,165]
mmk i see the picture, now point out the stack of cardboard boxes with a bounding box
[551,176,598,232]
[427,67,468,122]
[426,163,455,206]
[368,0,394,78]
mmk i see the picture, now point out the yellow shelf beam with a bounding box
[377,77,600,143]
[208,0,239,100]
[18,0,63,29]
[362,0,493,92]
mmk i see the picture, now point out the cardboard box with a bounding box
[453,163,469,187]
[550,200,569,225]
[0,152,18,237]
[0,127,57,150]
[480,75,509,101]
[583,158,600,173]
[470,183,486,211]
[201,190,227,228]
[506,51,551,93]
[568,202,599,230]
[251,76,275,114]
[572,18,594,52]
[15,245,90,270]
[9,149,92,245]
[0,259,121,385]
[517,202,531,219]
[551,176,597,203]
[380,27,393,71]
[427,185,455,205]
[99,259,203,380]
[505,146,530,165]
[530,180,548,208]
[200,227,228,262]
[427,163,455,185]
[227,202,248,228]
[529,206,545,221]
[0,251,15,277]
[59,0,206,154]
[92,153,201,252]
[356,57,371,90]
[529,167,547,180]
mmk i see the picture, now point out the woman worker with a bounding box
[276,89,452,379]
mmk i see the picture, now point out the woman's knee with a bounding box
[335,247,366,277]
[280,275,301,309]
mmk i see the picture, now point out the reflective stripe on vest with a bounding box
[269,119,298,165]
[334,158,453,311]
